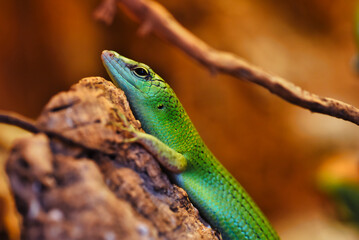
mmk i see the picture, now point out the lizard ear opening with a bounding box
[157,104,164,110]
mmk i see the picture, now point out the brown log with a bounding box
[6,77,220,240]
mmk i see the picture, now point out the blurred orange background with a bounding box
[1,0,359,239]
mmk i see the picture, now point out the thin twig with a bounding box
[0,110,114,154]
[95,0,359,126]
[0,111,39,133]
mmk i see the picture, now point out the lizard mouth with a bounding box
[101,50,144,94]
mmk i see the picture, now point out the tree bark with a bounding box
[6,77,220,240]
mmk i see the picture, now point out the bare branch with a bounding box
[0,111,39,133]
[93,0,118,25]
[95,0,359,126]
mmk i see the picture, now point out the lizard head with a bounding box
[101,50,183,136]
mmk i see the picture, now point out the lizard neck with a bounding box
[130,94,202,155]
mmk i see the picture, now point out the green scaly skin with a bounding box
[101,50,279,240]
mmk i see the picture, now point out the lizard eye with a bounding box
[132,67,149,78]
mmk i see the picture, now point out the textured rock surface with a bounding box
[6,77,220,240]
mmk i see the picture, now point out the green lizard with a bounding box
[101,50,279,240]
